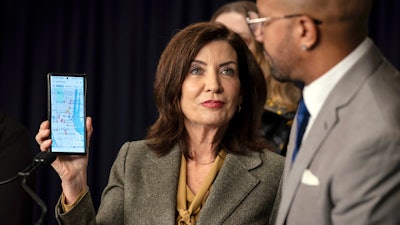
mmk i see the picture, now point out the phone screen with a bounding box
[48,73,86,154]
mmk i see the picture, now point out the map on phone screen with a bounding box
[50,75,85,154]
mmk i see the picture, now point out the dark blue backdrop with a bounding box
[0,0,399,224]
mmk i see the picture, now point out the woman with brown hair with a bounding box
[35,22,283,225]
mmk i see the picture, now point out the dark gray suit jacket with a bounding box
[56,140,284,225]
[276,42,400,225]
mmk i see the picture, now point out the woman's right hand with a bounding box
[35,117,93,204]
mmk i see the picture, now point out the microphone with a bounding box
[0,151,56,225]
[19,151,57,176]
[0,151,56,185]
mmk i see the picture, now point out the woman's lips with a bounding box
[202,100,225,108]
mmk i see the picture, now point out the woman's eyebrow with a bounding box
[220,61,238,67]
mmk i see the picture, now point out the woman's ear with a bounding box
[237,91,244,107]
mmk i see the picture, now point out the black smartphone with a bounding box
[47,73,87,154]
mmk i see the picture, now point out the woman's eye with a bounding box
[220,67,235,76]
[189,67,203,75]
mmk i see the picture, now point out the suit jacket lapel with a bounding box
[276,43,383,224]
[293,43,383,176]
[198,152,262,225]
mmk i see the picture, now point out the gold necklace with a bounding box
[197,159,215,165]
[189,158,216,165]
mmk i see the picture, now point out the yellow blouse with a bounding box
[176,150,226,225]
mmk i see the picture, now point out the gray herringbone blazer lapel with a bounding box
[197,152,262,225]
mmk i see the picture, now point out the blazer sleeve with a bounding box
[55,142,131,225]
[95,142,131,224]
[56,191,97,225]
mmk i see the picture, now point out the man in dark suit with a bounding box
[0,111,34,224]
[247,0,400,224]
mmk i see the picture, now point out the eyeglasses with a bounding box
[246,13,322,36]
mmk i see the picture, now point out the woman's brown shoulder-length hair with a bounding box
[146,22,268,157]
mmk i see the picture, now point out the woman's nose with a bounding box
[204,72,222,92]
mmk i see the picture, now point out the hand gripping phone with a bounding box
[47,73,87,154]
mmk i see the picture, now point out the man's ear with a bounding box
[295,15,319,50]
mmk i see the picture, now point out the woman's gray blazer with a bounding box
[56,140,284,225]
